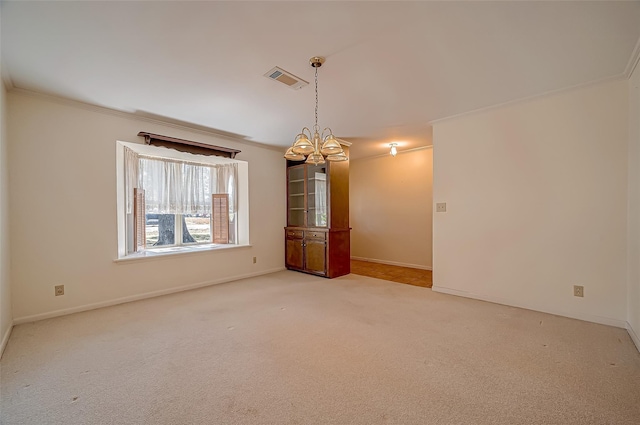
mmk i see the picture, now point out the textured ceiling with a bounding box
[2,1,640,159]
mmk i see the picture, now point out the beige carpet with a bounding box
[1,271,639,425]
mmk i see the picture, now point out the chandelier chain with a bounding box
[283,56,348,163]
[314,66,319,132]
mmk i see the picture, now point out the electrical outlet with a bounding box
[55,285,64,296]
[253,257,257,264]
[436,202,447,213]
[573,285,584,297]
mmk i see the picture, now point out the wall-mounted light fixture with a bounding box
[389,143,398,157]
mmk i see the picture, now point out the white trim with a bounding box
[1,72,15,93]
[115,243,253,263]
[8,87,284,152]
[1,321,13,359]
[351,256,432,271]
[432,285,627,329]
[624,35,640,78]
[626,322,640,354]
[13,268,285,325]
[350,145,433,162]
[428,74,626,126]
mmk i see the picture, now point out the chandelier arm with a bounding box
[321,127,335,139]
[301,127,312,139]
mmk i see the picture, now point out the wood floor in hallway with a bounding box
[350,259,432,288]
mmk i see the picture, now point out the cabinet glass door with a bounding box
[288,166,305,226]
[307,165,327,227]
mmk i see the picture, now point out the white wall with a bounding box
[350,148,433,269]
[0,3,14,355]
[628,62,640,347]
[8,91,285,322]
[433,80,628,327]
[1,74,13,351]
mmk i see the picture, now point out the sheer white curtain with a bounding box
[138,157,237,216]
[124,147,139,214]
[213,163,238,242]
[183,163,212,214]
[140,158,186,214]
[213,163,238,215]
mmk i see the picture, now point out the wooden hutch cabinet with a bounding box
[285,150,350,278]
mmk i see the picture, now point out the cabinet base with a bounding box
[285,266,350,279]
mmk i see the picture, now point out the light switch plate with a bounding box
[436,202,447,213]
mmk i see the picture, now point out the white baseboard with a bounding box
[432,285,627,329]
[626,322,640,353]
[351,256,432,271]
[1,321,13,359]
[13,267,286,325]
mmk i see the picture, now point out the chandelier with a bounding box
[284,56,347,164]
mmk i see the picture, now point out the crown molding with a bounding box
[350,145,432,162]
[429,34,640,126]
[428,74,626,127]
[1,66,16,92]
[7,86,285,152]
[336,137,352,147]
[624,35,640,78]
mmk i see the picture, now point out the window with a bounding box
[117,141,249,258]
[136,156,237,249]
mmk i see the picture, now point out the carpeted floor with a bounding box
[1,271,639,424]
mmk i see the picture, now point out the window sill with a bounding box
[114,243,252,264]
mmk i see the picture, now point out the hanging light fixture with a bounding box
[389,143,398,157]
[284,56,347,164]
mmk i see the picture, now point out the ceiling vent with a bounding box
[264,67,308,90]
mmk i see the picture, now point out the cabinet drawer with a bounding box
[305,231,326,240]
[286,229,304,239]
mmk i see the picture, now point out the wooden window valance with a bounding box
[138,132,241,158]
